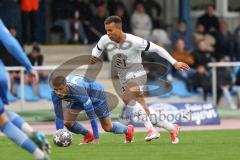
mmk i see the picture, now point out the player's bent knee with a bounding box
[64,121,74,129]
[0,112,10,128]
[6,110,18,121]
[102,124,112,132]
[103,127,112,132]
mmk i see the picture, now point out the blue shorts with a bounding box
[0,60,9,114]
[92,98,110,119]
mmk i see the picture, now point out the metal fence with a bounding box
[209,62,240,105]
[6,62,240,111]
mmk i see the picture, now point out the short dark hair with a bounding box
[207,4,215,9]
[178,19,186,24]
[52,76,66,87]
[104,16,122,25]
[32,45,40,53]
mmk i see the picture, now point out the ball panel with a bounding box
[53,129,72,147]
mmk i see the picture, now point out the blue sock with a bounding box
[112,122,128,134]
[68,122,89,136]
[6,110,25,129]
[55,117,64,130]
[1,122,37,154]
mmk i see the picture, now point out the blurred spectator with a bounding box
[172,39,194,66]
[27,44,43,66]
[147,28,171,48]
[215,20,235,61]
[171,39,195,91]
[71,10,88,44]
[92,0,105,6]
[191,65,212,101]
[27,44,47,82]
[233,68,240,109]
[143,0,163,28]
[193,23,215,53]
[51,0,75,43]
[216,57,237,109]
[73,0,94,44]
[197,4,219,35]
[191,61,236,110]
[131,2,152,38]
[171,20,193,52]
[234,23,240,61]
[107,0,126,16]
[90,2,107,42]
[20,0,40,44]
[193,40,214,68]
[114,5,131,33]
[74,0,93,22]
[0,0,21,40]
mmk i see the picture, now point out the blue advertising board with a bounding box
[120,102,221,126]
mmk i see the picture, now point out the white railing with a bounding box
[7,62,240,111]
[6,65,88,111]
[209,62,240,105]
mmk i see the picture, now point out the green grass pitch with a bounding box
[0,129,239,160]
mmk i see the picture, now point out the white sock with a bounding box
[22,123,34,137]
[129,101,156,131]
[33,148,45,159]
[149,108,174,132]
[156,120,175,132]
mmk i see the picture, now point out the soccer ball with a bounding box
[53,129,72,147]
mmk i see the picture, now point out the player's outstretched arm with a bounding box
[0,20,39,84]
[74,94,100,143]
[51,92,64,130]
[0,20,33,72]
[146,41,190,71]
[83,103,99,143]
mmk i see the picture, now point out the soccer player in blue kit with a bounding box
[51,75,134,144]
[0,19,50,159]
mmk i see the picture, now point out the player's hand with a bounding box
[89,56,98,64]
[173,62,190,71]
[28,70,39,84]
[93,139,99,144]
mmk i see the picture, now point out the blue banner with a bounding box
[120,102,221,126]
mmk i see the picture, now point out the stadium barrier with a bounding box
[6,62,240,112]
[6,65,88,111]
[209,62,240,105]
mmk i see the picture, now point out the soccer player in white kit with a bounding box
[90,16,190,143]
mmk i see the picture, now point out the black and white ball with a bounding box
[53,129,72,147]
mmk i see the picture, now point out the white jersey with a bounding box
[91,33,177,65]
[91,33,177,88]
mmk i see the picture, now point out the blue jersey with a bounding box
[0,19,32,72]
[51,75,109,139]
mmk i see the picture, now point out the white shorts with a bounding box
[117,64,147,93]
